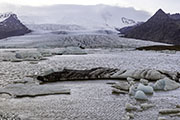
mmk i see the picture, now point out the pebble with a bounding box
[170,113,180,117]
[125,103,137,111]
[140,103,155,110]
[11,59,23,62]
[112,82,130,91]
[159,108,180,114]
[126,112,134,119]
[112,89,128,94]
[29,61,39,64]
[158,117,167,120]
[121,115,130,120]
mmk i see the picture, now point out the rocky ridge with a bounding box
[0,13,31,39]
[122,9,180,45]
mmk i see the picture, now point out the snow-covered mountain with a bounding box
[2,4,150,30]
[0,12,31,39]
[0,12,14,22]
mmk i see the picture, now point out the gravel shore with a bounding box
[0,48,179,120]
[0,80,179,120]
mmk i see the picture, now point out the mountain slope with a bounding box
[123,9,180,45]
[0,13,31,39]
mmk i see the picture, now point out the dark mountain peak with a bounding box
[3,14,18,22]
[0,13,16,22]
[149,9,169,21]
[156,9,165,14]
[123,9,180,45]
[0,12,31,39]
[8,13,18,19]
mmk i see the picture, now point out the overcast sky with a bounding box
[0,0,179,14]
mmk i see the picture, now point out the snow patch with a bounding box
[0,12,15,22]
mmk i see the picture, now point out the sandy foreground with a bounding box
[0,48,180,120]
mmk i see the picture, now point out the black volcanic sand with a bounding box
[136,45,180,51]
